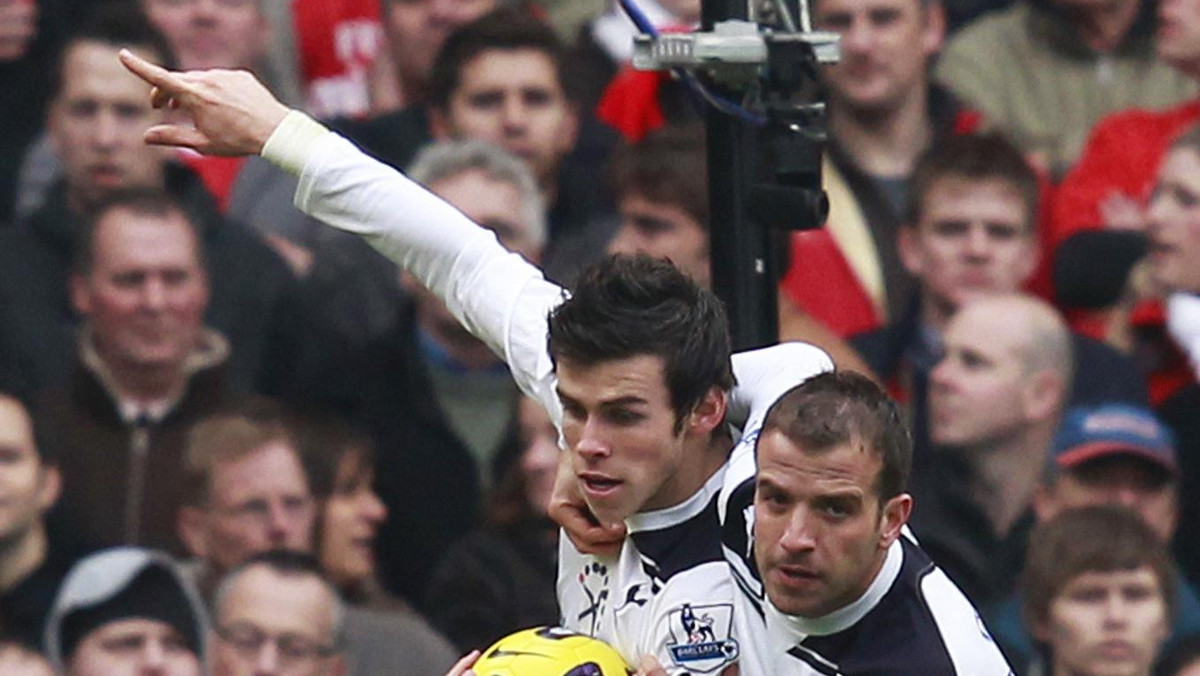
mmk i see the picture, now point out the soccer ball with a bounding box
[472,626,630,676]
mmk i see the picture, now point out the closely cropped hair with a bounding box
[906,132,1040,228]
[51,2,177,99]
[182,399,296,506]
[761,371,911,501]
[74,187,203,276]
[213,550,345,649]
[1022,505,1177,631]
[548,254,735,425]
[408,140,547,248]
[429,7,567,112]
[610,124,709,228]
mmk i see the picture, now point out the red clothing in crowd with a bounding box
[178,153,245,212]
[1049,99,1200,404]
[294,0,384,119]
[1050,99,1200,251]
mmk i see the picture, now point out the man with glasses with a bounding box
[175,402,457,676]
[210,550,346,676]
[176,401,315,598]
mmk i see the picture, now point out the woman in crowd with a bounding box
[424,396,561,652]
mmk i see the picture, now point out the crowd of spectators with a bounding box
[0,0,1199,674]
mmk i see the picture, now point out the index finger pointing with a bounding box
[118,48,195,98]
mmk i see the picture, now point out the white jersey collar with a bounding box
[766,536,904,649]
[626,464,727,534]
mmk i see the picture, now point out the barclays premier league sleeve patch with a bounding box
[665,603,739,673]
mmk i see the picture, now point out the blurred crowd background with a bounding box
[1,0,1200,674]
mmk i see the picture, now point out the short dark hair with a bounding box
[74,187,204,276]
[547,254,735,426]
[610,123,709,228]
[51,2,176,101]
[905,132,1040,229]
[1022,505,1176,631]
[428,7,567,111]
[760,371,911,501]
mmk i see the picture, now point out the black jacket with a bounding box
[0,165,303,399]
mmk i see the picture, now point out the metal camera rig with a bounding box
[628,0,840,348]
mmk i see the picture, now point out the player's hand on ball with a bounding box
[548,451,625,555]
[444,650,481,676]
[118,49,289,156]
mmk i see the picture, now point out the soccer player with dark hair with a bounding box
[724,371,1011,674]
[116,51,1012,676]
[119,49,837,675]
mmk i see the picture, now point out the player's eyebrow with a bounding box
[598,396,649,408]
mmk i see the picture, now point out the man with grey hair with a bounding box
[912,293,1075,607]
[210,550,347,676]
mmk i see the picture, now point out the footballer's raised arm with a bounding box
[118,50,563,403]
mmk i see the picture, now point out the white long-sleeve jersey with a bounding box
[261,114,836,673]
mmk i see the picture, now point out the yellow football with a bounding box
[472,626,631,676]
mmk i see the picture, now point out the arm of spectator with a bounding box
[549,448,626,555]
[1049,110,1167,248]
[1098,193,1147,232]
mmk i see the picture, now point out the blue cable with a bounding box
[618,0,767,125]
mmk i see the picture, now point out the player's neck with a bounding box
[679,432,733,497]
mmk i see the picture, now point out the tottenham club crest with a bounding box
[666,603,739,673]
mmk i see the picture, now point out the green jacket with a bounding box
[935,0,1197,178]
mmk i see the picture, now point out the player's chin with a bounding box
[765,569,827,613]
[582,491,634,526]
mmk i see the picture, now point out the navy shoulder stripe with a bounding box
[631,494,724,581]
[796,539,959,674]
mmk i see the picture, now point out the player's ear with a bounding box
[878,492,912,549]
[686,387,727,437]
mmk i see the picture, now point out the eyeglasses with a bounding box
[215,623,337,666]
[215,496,314,527]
